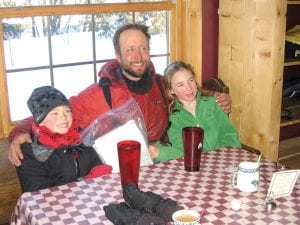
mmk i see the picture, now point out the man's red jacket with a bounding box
[9,59,169,143]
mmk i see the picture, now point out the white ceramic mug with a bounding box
[172,209,200,225]
[232,161,259,192]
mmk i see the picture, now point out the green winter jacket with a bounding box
[157,92,241,162]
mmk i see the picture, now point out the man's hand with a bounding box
[8,133,32,167]
[215,92,232,114]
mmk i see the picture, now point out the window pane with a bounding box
[3,17,49,70]
[92,0,128,3]
[150,56,168,75]
[150,33,168,55]
[95,12,132,60]
[95,37,115,60]
[0,0,89,7]
[51,15,94,64]
[131,0,166,2]
[0,0,165,7]
[53,65,95,98]
[135,11,168,55]
[7,70,51,121]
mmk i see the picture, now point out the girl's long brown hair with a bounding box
[163,61,201,113]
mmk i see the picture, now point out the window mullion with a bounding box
[92,14,97,83]
[47,16,54,86]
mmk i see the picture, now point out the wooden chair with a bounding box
[203,78,229,94]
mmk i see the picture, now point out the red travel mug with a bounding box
[182,127,204,172]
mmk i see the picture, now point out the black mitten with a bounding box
[123,183,162,213]
[136,214,165,225]
[156,197,183,222]
[123,183,183,222]
[103,202,165,225]
[104,202,141,225]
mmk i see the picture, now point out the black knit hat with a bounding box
[27,86,70,124]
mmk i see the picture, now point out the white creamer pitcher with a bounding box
[232,161,259,192]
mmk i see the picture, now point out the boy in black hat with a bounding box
[16,86,112,193]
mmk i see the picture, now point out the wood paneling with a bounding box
[218,0,287,161]
[186,0,202,82]
[170,1,202,82]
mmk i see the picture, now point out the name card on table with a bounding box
[267,170,300,199]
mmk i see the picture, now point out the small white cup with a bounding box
[232,161,259,192]
[172,209,200,225]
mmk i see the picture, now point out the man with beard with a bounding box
[8,23,231,166]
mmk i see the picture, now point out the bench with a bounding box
[0,140,21,224]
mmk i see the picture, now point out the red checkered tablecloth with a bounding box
[11,148,300,225]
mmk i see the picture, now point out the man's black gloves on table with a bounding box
[123,183,183,222]
[104,183,183,225]
[103,202,165,225]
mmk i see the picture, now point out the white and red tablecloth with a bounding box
[11,147,300,225]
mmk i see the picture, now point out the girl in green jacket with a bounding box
[149,61,241,162]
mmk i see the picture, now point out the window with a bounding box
[0,1,175,138]
[0,0,202,139]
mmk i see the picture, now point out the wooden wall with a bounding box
[172,0,203,82]
[218,0,287,161]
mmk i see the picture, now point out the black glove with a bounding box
[123,183,161,212]
[103,202,165,225]
[123,183,183,222]
[156,197,183,222]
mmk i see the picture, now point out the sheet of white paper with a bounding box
[93,119,153,173]
[267,169,300,199]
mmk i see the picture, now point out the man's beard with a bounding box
[121,60,151,79]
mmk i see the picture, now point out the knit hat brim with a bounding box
[27,86,70,124]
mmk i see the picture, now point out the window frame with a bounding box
[0,0,203,139]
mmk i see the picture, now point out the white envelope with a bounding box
[93,119,153,173]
